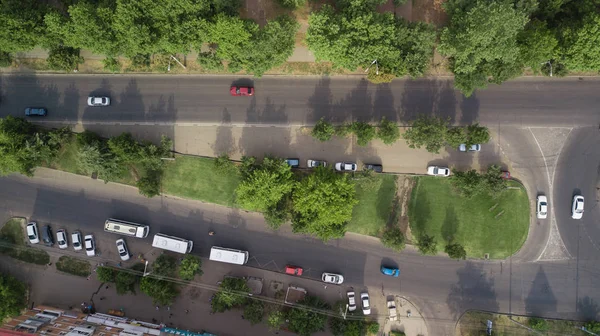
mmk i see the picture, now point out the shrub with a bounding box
[417,234,437,255]
[529,317,548,331]
[214,154,236,175]
[137,168,163,198]
[334,123,352,137]
[47,46,84,71]
[312,118,335,142]
[367,70,395,84]
[178,255,203,280]
[197,52,224,71]
[274,0,306,8]
[367,322,380,334]
[381,227,406,251]
[103,57,121,72]
[445,243,467,260]
[0,51,12,67]
[56,256,91,277]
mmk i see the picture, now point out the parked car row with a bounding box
[25,221,130,260]
[285,159,383,172]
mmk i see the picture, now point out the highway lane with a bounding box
[554,127,600,261]
[1,74,600,127]
[1,170,599,334]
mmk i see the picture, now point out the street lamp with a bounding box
[364,59,378,75]
[541,61,553,77]
[143,260,151,277]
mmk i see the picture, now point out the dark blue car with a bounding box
[381,266,400,277]
[25,107,48,116]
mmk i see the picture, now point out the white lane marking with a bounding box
[528,128,552,188]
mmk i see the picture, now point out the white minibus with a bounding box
[104,219,150,238]
[209,246,249,265]
[152,233,193,254]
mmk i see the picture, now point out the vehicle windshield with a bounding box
[28,234,36,239]
[73,242,80,247]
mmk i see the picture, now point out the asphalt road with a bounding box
[2,74,600,127]
[554,127,600,261]
[1,170,598,334]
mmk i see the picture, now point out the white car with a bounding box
[572,195,584,219]
[116,239,130,261]
[87,96,110,106]
[427,166,450,177]
[347,290,357,312]
[361,292,371,315]
[536,195,548,219]
[322,272,344,284]
[72,231,82,251]
[459,144,481,152]
[307,160,327,168]
[26,222,40,244]
[84,235,96,256]
[335,162,357,172]
[56,229,68,249]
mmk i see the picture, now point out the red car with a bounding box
[501,171,511,179]
[285,265,303,276]
[230,86,254,96]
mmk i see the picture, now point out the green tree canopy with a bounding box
[140,277,179,305]
[402,115,448,154]
[292,167,357,241]
[0,272,27,320]
[559,13,600,72]
[466,123,490,145]
[439,0,530,96]
[178,255,203,281]
[211,277,250,313]
[287,295,329,336]
[416,234,437,255]
[450,169,483,198]
[377,117,400,145]
[0,0,48,52]
[517,19,558,73]
[445,242,467,260]
[381,227,406,251]
[312,118,335,142]
[243,300,264,325]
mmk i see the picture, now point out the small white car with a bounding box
[84,234,96,256]
[26,222,40,244]
[536,195,548,219]
[459,144,481,152]
[71,231,82,251]
[87,96,110,106]
[322,272,344,284]
[56,229,68,249]
[572,195,584,219]
[116,239,130,261]
[427,166,450,177]
[361,292,371,315]
[347,290,357,312]
[335,162,357,172]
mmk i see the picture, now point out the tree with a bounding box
[445,243,467,260]
[439,0,530,96]
[267,310,286,331]
[0,51,12,67]
[351,122,376,146]
[377,117,400,145]
[0,0,47,52]
[211,277,250,313]
[214,154,236,174]
[466,124,490,145]
[517,19,558,73]
[274,0,306,9]
[96,267,117,282]
[292,167,357,241]
[528,317,548,331]
[483,165,507,196]
[235,156,295,216]
[367,322,380,334]
[381,227,406,251]
[287,295,329,336]
[312,118,335,142]
[0,273,26,320]
[140,277,179,305]
[108,133,141,162]
[445,127,467,149]
[115,270,138,295]
[417,234,437,255]
[306,2,436,79]
[450,169,483,198]
[584,321,600,333]
[402,116,448,153]
[329,317,367,336]
[0,117,49,176]
[152,254,176,277]
[559,13,600,72]
[136,168,162,198]
[243,300,265,325]
[179,255,203,281]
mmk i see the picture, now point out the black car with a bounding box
[42,225,54,247]
[24,107,48,116]
[364,164,383,173]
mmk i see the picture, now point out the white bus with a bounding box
[152,233,193,254]
[209,246,249,265]
[104,219,150,238]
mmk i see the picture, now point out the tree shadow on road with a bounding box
[447,261,499,319]
[212,108,236,156]
[577,296,600,321]
[459,94,480,125]
[524,265,557,317]
[399,79,457,124]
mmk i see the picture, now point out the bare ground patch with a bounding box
[391,175,416,243]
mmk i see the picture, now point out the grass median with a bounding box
[457,311,587,335]
[56,256,91,277]
[348,174,397,236]
[408,177,529,259]
[0,218,50,265]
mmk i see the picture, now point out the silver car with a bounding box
[427,166,450,177]
[26,222,40,244]
[536,195,548,219]
[84,234,96,256]
[572,195,584,220]
[459,144,481,152]
[307,160,327,168]
[71,231,83,251]
[56,229,68,249]
[87,96,110,106]
[347,290,357,312]
[322,272,344,284]
[335,162,357,172]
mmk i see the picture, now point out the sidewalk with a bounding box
[0,249,427,336]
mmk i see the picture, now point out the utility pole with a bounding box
[541,61,552,77]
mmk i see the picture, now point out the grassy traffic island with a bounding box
[0,218,50,265]
[408,177,529,259]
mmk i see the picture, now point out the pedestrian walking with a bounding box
[105,285,109,290]
[185,310,189,314]
[167,306,170,311]
[169,314,173,319]
[155,306,160,311]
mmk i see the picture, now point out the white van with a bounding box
[152,233,193,254]
[209,246,249,265]
[104,219,149,238]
